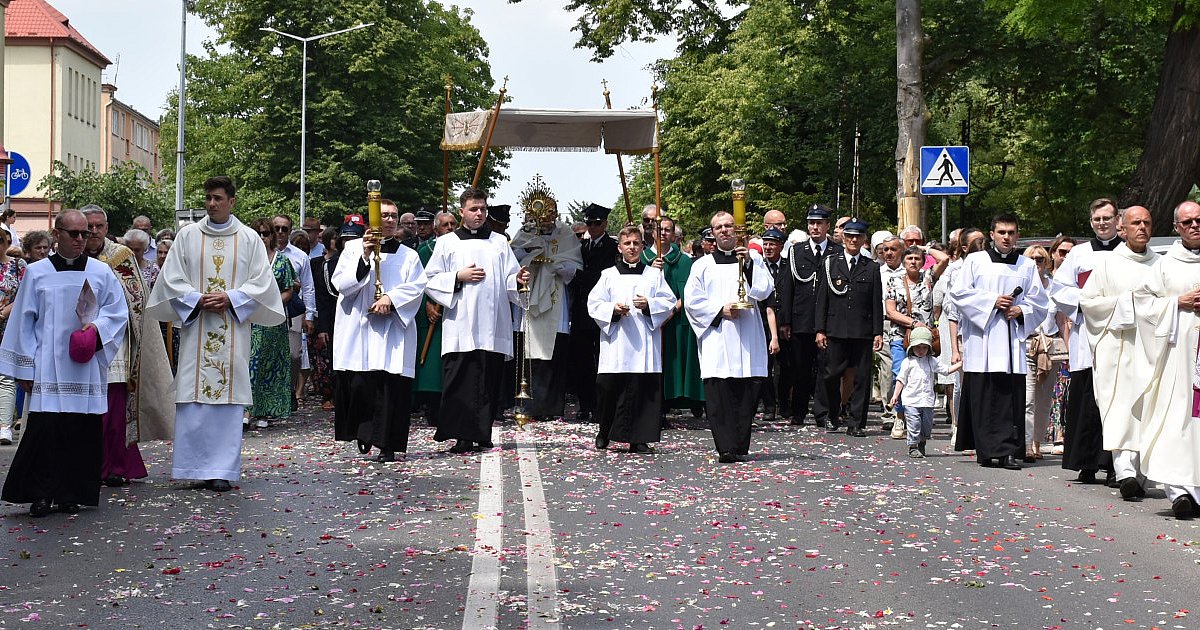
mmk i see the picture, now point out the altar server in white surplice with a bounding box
[588,226,678,454]
[145,176,285,492]
[1128,201,1200,519]
[950,213,1049,471]
[332,228,426,462]
[1079,206,1159,501]
[685,211,774,464]
[1051,198,1122,483]
[424,188,529,454]
[0,210,128,517]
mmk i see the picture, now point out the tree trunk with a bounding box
[895,0,927,233]
[1118,4,1200,235]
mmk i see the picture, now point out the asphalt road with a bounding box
[0,402,1197,630]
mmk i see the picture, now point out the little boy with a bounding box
[889,326,961,458]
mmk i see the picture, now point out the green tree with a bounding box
[38,161,173,233]
[161,0,504,223]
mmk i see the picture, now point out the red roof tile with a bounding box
[5,0,111,67]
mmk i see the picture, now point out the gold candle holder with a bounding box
[366,179,384,301]
[730,178,753,310]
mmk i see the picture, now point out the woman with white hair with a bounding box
[123,229,159,288]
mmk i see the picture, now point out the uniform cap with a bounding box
[806,204,833,221]
[761,227,787,243]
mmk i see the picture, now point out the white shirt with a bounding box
[279,243,316,322]
[896,354,951,408]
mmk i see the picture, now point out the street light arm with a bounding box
[259,22,373,43]
[259,27,305,42]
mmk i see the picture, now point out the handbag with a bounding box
[902,274,941,356]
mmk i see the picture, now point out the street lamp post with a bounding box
[261,22,373,225]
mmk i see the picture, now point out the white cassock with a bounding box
[588,263,678,374]
[1129,242,1200,499]
[510,222,582,359]
[0,257,128,413]
[1051,238,1121,370]
[684,251,774,379]
[332,238,427,376]
[950,249,1049,374]
[1079,244,1159,482]
[424,228,521,358]
[146,216,285,482]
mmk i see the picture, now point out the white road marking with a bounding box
[462,427,503,630]
[517,438,562,628]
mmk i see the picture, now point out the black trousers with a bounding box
[704,377,763,455]
[791,332,829,422]
[596,373,662,444]
[821,337,872,430]
[2,412,102,507]
[1061,369,1113,472]
[436,350,505,443]
[567,324,601,413]
[526,333,570,417]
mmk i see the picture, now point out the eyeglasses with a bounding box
[1090,215,1116,223]
[585,219,604,226]
[1177,218,1200,228]
[258,231,273,237]
[273,226,290,233]
[304,227,321,233]
[1055,248,1071,255]
[60,229,92,239]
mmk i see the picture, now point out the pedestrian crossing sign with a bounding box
[920,146,969,195]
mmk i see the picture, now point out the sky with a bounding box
[48,0,676,223]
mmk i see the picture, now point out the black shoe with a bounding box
[1075,470,1099,484]
[1172,495,1197,519]
[848,428,867,437]
[1118,477,1144,500]
[717,453,737,464]
[882,421,894,431]
[1000,456,1022,471]
[375,450,396,462]
[576,410,591,423]
[448,440,473,454]
[918,441,927,456]
[629,443,655,454]
[762,407,776,422]
[733,453,750,462]
[789,418,805,426]
[826,422,841,434]
[595,435,609,450]
[908,447,923,459]
[476,441,495,449]
[29,498,51,518]
[207,479,233,492]
[104,475,128,488]
[1104,470,1118,487]
[57,503,80,514]
[691,406,706,418]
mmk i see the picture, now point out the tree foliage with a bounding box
[38,161,173,233]
[161,0,503,222]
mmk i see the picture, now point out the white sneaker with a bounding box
[255,419,269,429]
[0,426,11,445]
[890,422,906,440]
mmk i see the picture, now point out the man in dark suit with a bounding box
[814,218,883,437]
[777,204,843,427]
[758,227,788,421]
[567,203,618,421]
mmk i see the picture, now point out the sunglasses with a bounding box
[273,226,290,232]
[259,231,273,237]
[1055,248,1072,254]
[1031,255,1045,261]
[575,232,586,239]
[585,219,604,226]
[60,229,92,239]
[1177,218,1200,228]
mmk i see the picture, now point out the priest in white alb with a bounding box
[685,211,774,464]
[146,176,285,492]
[425,188,529,453]
[332,223,427,462]
[1129,200,1200,519]
[1051,198,1122,484]
[1079,206,1158,501]
[950,213,1049,470]
[588,226,678,454]
[0,210,128,517]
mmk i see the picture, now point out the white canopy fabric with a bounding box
[441,108,658,154]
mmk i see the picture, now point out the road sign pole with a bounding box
[941,197,947,243]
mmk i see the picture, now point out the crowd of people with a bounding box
[2,176,1199,521]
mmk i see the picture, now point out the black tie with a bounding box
[769,261,778,275]
[849,256,857,270]
[813,244,820,257]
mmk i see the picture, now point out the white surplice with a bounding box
[1079,244,1159,452]
[587,263,677,374]
[1129,242,1200,489]
[683,251,774,379]
[950,249,1049,374]
[1051,238,1120,370]
[331,238,427,376]
[0,256,128,413]
[424,228,521,359]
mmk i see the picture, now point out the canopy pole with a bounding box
[471,76,508,189]
[652,84,663,262]
[602,80,635,226]
[443,76,452,213]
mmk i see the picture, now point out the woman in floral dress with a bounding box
[247,218,296,428]
[0,229,27,444]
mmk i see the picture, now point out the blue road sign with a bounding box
[919,146,969,196]
[7,151,31,197]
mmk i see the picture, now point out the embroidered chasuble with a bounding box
[146,216,286,405]
[510,221,582,360]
